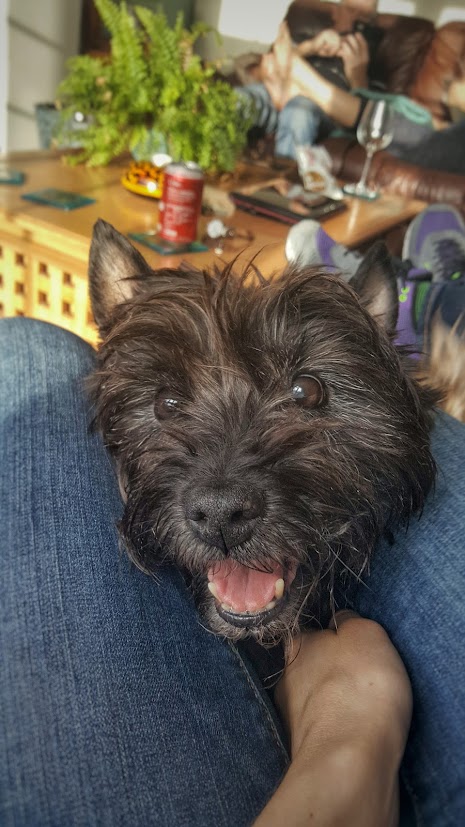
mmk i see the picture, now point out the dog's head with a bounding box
[88,219,436,644]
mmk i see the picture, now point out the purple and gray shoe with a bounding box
[402,203,465,282]
[285,219,362,281]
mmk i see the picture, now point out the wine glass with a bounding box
[343,100,394,200]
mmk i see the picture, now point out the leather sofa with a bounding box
[324,134,465,216]
[246,0,465,213]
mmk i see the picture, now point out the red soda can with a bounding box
[158,161,204,245]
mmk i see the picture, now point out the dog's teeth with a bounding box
[221,602,234,612]
[208,582,218,599]
[275,578,285,600]
[265,600,276,610]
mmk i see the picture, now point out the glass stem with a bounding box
[358,148,375,191]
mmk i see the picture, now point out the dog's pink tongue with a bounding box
[208,560,283,613]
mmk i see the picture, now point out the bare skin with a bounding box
[262,21,364,125]
[254,611,412,827]
[297,29,342,59]
[297,28,369,90]
[448,78,465,112]
[342,0,378,15]
[338,31,370,88]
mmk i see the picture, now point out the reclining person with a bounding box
[265,18,465,173]
[237,7,376,159]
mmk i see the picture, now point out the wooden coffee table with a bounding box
[0,151,426,344]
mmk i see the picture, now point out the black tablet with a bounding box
[230,187,347,225]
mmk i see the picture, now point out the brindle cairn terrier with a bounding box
[88,219,438,647]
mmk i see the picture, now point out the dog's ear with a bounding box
[350,240,398,333]
[89,219,152,330]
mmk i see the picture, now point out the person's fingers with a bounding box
[316,30,340,56]
[341,33,356,49]
[341,32,367,57]
[353,32,369,57]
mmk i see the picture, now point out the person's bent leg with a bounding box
[275,96,326,158]
[353,412,465,827]
[235,82,279,135]
[0,319,288,827]
[398,120,465,175]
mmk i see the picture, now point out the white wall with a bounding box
[6,0,81,151]
[195,0,290,58]
[0,0,8,153]
[377,1,465,25]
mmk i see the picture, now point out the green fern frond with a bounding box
[92,0,121,39]
[56,0,253,172]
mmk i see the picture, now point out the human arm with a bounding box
[253,611,412,827]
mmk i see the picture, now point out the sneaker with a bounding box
[402,204,465,282]
[285,219,362,280]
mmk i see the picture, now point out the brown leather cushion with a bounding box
[323,136,465,215]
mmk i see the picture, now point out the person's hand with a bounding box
[298,29,342,58]
[339,31,370,88]
[276,610,412,762]
[254,611,412,827]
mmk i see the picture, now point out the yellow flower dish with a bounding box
[121,159,170,199]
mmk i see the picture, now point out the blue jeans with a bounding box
[1,318,465,826]
[238,82,334,159]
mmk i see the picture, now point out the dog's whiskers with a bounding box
[88,220,437,645]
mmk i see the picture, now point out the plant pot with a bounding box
[35,103,91,149]
[130,128,169,162]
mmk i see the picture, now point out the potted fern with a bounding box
[55,0,253,174]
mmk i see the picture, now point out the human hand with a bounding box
[339,31,370,88]
[254,611,412,826]
[299,28,342,58]
[276,610,412,761]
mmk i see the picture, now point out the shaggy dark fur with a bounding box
[88,220,436,645]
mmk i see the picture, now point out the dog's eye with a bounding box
[154,391,182,421]
[291,374,325,409]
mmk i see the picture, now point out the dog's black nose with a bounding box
[185,485,265,550]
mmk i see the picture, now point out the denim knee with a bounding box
[0,317,96,383]
[276,96,322,157]
[236,82,279,134]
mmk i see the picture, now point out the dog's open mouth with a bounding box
[207,560,298,628]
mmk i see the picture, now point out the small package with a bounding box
[295,145,344,200]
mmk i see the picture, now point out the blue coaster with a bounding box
[129,232,208,255]
[21,188,96,210]
[0,168,25,185]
